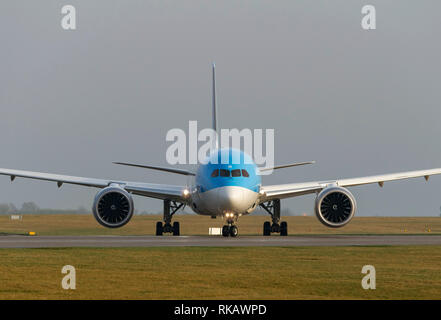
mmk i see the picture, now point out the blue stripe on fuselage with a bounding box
[195,148,261,193]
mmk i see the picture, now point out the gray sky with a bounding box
[0,1,440,216]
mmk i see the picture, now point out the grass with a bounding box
[0,246,440,299]
[0,214,440,236]
[0,215,440,299]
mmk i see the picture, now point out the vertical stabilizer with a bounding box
[212,63,218,133]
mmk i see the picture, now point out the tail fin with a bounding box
[211,62,219,149]
[212,62,218,133]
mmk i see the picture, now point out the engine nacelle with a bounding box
[92,186,134,228]
[314,186,356,228]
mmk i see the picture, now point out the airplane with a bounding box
[1,63,441,237]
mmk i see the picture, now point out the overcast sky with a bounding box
[0,1,440,216]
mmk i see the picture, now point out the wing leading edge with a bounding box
[260,168,441,201]
[0,168,187,201]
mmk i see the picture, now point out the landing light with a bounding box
[182,189,190,197]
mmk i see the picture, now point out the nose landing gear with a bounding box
[222,216,239,237]
[222,224,238,237]
[222,225,238,237]
[260,199,288,236]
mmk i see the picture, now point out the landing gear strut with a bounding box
[156,199,183,236]
[260,199,288,236]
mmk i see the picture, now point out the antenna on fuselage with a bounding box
[211,63,219,149]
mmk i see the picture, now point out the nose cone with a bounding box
[217,187,243,212]
[216,186,258,213]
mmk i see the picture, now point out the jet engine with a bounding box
[92,186,134,228]
[314,186,356,228]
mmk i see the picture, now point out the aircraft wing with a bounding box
[0,168,187,201]
[260,168,441,201]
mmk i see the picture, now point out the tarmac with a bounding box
[0,234,440,248]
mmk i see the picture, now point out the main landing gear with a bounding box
[222,214,238,237]
[156,199,183,236]
[260,199,288,236]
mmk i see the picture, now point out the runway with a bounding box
[0,235,440,248]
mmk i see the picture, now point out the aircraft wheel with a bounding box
[263,221,271,236]
[280,221,288,236]
[222,225,230,237]
[156,221,163,236]
[173,221,180,236]
[229,225,238,237]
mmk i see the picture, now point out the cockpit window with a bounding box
[220,169,230,177]
[231,169,241,177]
[213,169,249,177]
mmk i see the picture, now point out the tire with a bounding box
[173,221,180,236]
[222,225,230,237]
[263,221,271,236]
[280,221,288,236]
[229,225,238,237]
[156,221,163,236]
